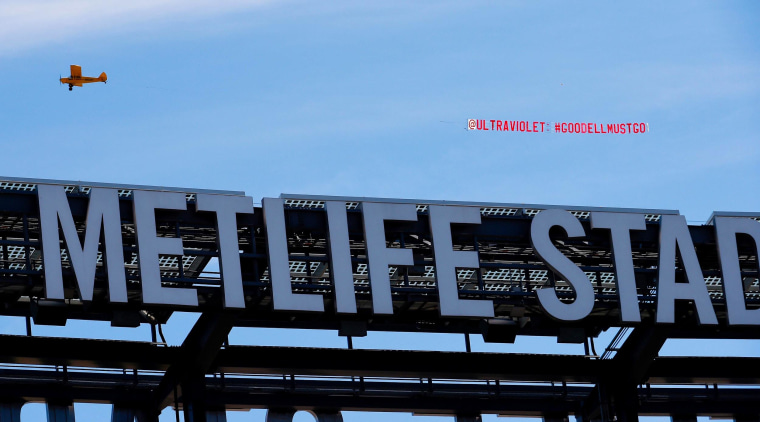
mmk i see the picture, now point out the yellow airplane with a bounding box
[60,65,107,91]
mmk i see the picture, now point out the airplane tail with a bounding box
[99,72,107,83]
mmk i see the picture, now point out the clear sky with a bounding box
[1,1,759,421]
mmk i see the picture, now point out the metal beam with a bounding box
[580,325,671,422]
[154,311,239,409]
[0,335,757,385]
[0,366,752,416]
[214,346,600,382]
[612,325,671,384]
[0,334,174,370]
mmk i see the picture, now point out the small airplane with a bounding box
[60,65,107,91]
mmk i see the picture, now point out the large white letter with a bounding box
[656,214,717,325]
[429,205,493,317]
[362,202,417,315]
[530,209,594,321]
[263,198,324,312]
[715,217,760,325]
[133,190,197,307]
[325,201,357,314]
[590,212,646,323]
[196,194,253,309]
[38,185,127,302]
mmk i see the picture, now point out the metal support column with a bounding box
[135,408,160,422]
[265,410,342,422]
[544,413,569,422]
[112,405,159,422]
[46,402,75,422]
[181,376,209,422]
[579,384,611,422]
[111,406,135,422]
[0,402,22,422]
[311,411,343,422]
[610,384,639,422]
[154,311,239,410]
[266,409,296,422]
[205,409,227,422]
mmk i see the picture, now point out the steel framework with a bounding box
[0,178,755,422]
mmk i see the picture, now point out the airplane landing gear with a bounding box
[68,85,73,91]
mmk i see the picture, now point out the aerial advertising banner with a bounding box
[16,179,760,326]
[467,119,649,134]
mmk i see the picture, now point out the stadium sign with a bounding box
[29,181,760,327]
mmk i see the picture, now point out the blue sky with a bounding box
[1,1,759,421]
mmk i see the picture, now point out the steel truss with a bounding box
[0,333,757,421]
[0,179,754,421]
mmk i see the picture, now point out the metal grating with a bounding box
[157,255,194,269]
[283,199,361,210]
[284,199,324,209]
[483,268,523,281]
[456,269,476,280]
[0,182,35,191]
[63,186,92,194]
[529,270,549,282]
[570,211,591,220]
[481,207,519,216]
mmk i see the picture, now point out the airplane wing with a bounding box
[70,65,82,78]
